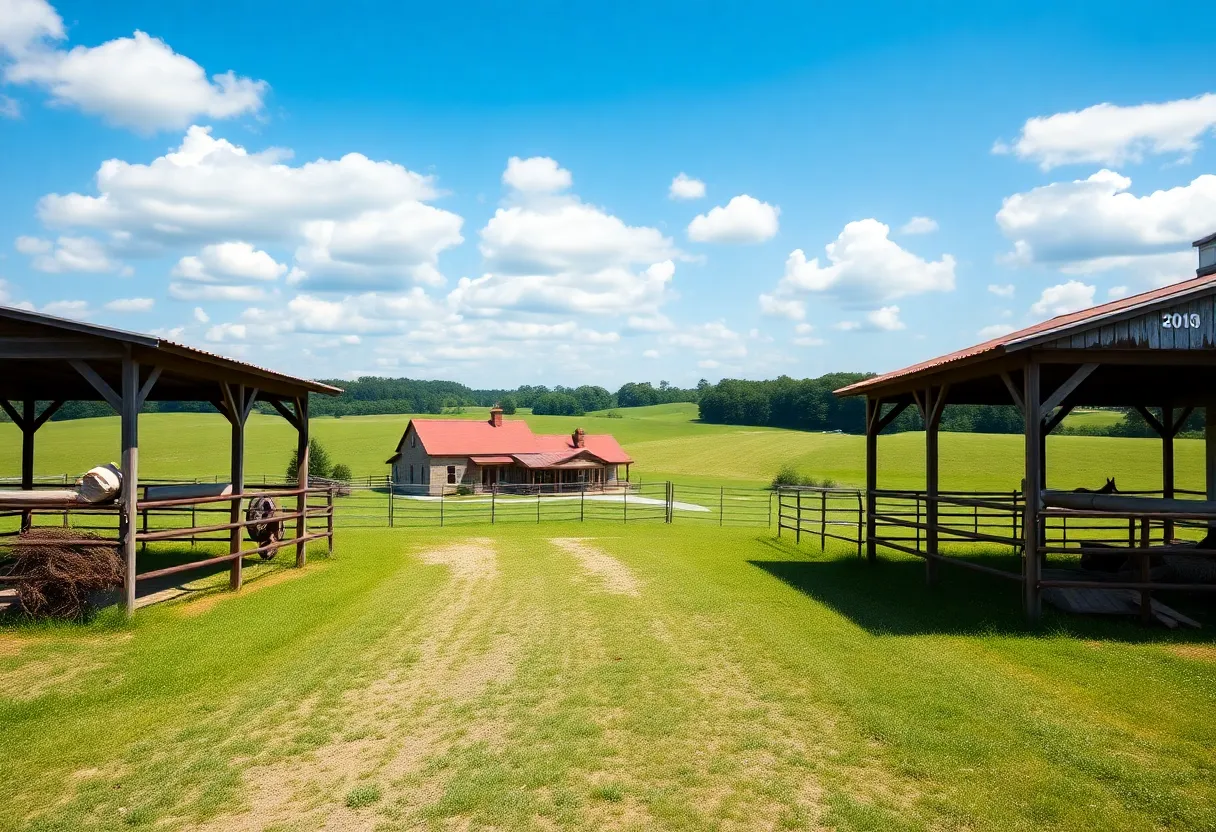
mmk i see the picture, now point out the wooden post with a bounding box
[1023,359,1042,622]
[924,386,944,587]
[20,399,34,530]
[865,397,878,563]
[1207,405,1216,530]
[327,486,334,553]
[820,489,826,548]
[120,355,139,617]
[795,489,802,544]
[1139,518,1152,625]
[1163,406,1175,542]
[295,395,309,568]
[228,384,245,591]
[719,486,724,526]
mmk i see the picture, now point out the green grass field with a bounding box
[0,403,1204,492]
[2,526,1214,831]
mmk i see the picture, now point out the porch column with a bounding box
[225,384,247,591]
[120,354,139,617]
[924,387,945,586]
[295,395,310,568]
[1206,406,1216,529]
[1163,406,1175,541]
[1022,359,1042,622]
[865,397,878,563]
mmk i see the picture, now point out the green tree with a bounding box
[499,396,518,415]
[330,463,352,482]
[286,437,333,481]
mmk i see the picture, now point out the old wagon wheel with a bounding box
[245,496,283,559]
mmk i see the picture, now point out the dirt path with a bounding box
[550,537,641,596]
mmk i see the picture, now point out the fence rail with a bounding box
[775,486,864,555]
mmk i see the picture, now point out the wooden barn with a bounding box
[835,235,1216,623]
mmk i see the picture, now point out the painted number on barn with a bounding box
[1161,312,1201,329]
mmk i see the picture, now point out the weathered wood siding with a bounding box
[1041,297,1216,350]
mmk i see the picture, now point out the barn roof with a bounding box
[834,272,1216,401]
[386,417,632,465]
[0,304,342,401]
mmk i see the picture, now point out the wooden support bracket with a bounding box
[1040,363,1097,416]
[69,360,122,412]
[1000,371,1024,413]
[1134,405,1166,436]
[136,367,162,409]
[267,397,300,429]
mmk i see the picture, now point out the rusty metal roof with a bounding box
[834,272,1216,398]
[0,304,342,397]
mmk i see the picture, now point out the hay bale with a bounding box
[9,528,122,619]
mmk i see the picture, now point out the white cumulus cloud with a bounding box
[996,169,1216,274]
[758,293,806,320]
[3,0,267,134]
[170,241,287,301]
[995,93,1216,170]
[988,283,1015,298]
[687,195,779,244]
[669,173,705,200]
[1030,281,1095,317]
[978,323,1015,339]
[103,297,153,312]
[502,156,572,193]
[865,305,905,331]
[900,216,938,234]
[762,218,955,308]
[16,234,124,273]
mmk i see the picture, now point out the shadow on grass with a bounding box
[749,537,1216,643]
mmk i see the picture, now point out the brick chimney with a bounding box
[489,405,504,427]
[573,427,586,447]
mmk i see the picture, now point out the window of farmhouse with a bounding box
[409,464,414,484]
[447,465,457,484]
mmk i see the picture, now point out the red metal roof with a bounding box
[390,418,633,465]
[834,272,1216,398]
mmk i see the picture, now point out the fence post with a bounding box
[623,486,628,524]
[796,490,802,544]
[492,484,496,524]
[720,486,724,527]
[580,487,585,522]
[768,490,773,529]
[668,481,674,524]
[440,490,444,527]
[916,497,922,552]
[855,490,863,559]
[537,491,541,524]
[388,478,394,528]
[819,489,826,549]
[327,486,334,553]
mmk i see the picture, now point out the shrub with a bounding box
[499,396,518,415]
[770,465,837,490]
[602,410,623,419]
[330,463,352,482]
[345,783,382,809]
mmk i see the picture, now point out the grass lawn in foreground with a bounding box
[1,524,1214,831]
[0,406,1205,492]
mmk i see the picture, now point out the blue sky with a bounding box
[2,0,1215,388]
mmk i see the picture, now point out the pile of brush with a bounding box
[8,527,122,618]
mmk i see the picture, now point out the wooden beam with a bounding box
[1164,405,1176,541]
[865,398,878,563]
[295,395,310,568]
[31,400,64,431]
[1133,405,1166,436]
[925,386,942,587]
[1043,404,1075,435]
[1000,371,1024,413]
[1040,363,1098,415]
[267,397,300,429]
[69,360,122,412]
[875,400,910,433]
[136,366,162,409]
[1171,405,1195,437]
[0,337,123,359]
[911,389,925,419]
[0,399,24,429]
[229,384,245,592]
[1207,407,1216,531]
[242,387,260,422]
[120,355,139,617]
[1023,359,1042,622]
[219,382,240,427]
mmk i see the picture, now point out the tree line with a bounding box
[1,372,1200,438]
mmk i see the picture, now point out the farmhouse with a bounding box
[386,407,632,494]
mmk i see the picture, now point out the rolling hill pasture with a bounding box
[0,404,1206,492]
[3,409,1216,830]
[3,525,1215,831]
